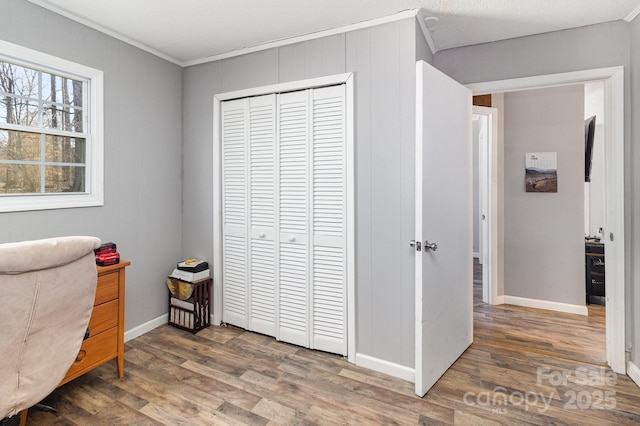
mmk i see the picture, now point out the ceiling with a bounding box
[27,0,640,66]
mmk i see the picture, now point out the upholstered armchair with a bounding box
[0,236,101,424]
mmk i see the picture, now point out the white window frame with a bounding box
[0,39,103,212]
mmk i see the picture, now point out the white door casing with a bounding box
[473,106,499,305]
[467,66,626,374]
[415,60,473,397]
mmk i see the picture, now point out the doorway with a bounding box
[467,66,626,374]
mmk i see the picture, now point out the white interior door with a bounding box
[415,60,473,397]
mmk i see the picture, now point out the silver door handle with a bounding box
[409,240,422,251]
[424,240,438,251]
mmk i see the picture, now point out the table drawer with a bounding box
[95,271,119,305]
[64,327,117,380]
[88,299,118,335]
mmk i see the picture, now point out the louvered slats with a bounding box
[279,95,307,234]
[278,241,307,343]
[313,246,344,340]
[222,234,247,323]
[222,105,246,227]
[313,94,344,237]
[250,239,275,331]
[221,86,346,355]
[222,99,248,327]
[248,95,277,334]
[310,86,346,354]
[250,101,275,228]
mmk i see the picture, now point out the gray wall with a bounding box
[0,0,183,330]
[183,18,421,368]
[503,86,585,305]
[434,20,636,362]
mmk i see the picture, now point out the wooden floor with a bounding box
[27,262,640,425]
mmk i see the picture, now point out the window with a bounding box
[0,40,103,212]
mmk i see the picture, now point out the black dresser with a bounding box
[585,242,605,305]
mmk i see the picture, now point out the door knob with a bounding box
[424,240,438,251]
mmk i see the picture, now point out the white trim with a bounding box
[414,61,425,394]
[345,75,356,363]
[603,67,626,374]
[495,295,506,305]
[212,98,223,326]
[355,353,415,383]
[627,361,640,388]
[215,73,354,102]
[503,296,588,316]
[415,10,438,55]
[467,66,626,374]
[26,0,182,66]
[466,67,623,95]
[213,72,355,358]
[124,314,167,342]
[0,39,104,212]
[184,10,420,67]
[473,106,499,306]
[624,4,640,22]
[472,251,480,259]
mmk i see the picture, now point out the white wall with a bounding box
[472,118,480,256]
[503,86,585,305]
[0,0,184,331]
[585,81,606,237]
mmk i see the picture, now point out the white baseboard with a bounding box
[494,295,506,305]
[627,361,640,388]
[503,295,588,316]
[355,353,415,383]
[124,314,167,342]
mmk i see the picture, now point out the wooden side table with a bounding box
[167,277,212,333]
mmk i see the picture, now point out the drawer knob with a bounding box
[74,350,87,364]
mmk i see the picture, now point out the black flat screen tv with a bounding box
[585,115,596,182]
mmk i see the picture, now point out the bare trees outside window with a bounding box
[0,60,86,194]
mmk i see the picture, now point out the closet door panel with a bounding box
[278,90,309,346]
[310,85,347,355]
[248,94,277,335]
[221,98,249,327]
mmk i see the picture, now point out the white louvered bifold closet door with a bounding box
[248,94,277,336]
[221,98,249,328]
[221,85,346,356]
[277,90,310,347]
[310,85,347,355]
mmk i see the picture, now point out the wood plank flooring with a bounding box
[26,262,640,425]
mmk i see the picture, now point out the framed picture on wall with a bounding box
[525,152,557,192]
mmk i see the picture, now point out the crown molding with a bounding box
[183,9,421,67]
[27,2,435,68]
[415,9,438,56]
[27,0,183,66]
[624,3,640,22]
